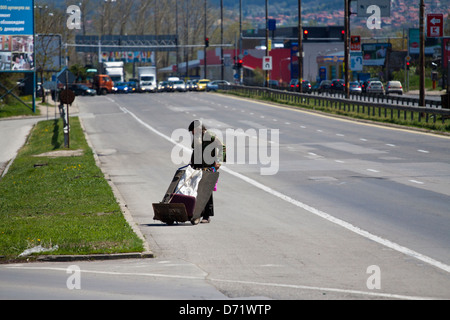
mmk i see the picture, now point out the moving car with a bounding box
[289,79,312,93]
[318,80,332,93]
[361,78,379,93]
[196,79,210,91]
[366,80,384,95]
[385,81,403,95]
[69,84,96,96]
[186,80,197,91]
[172,80,187,92]
[112,82,132,94]
[349,81,362,94]
[331,79,345,92]
[206,80,230,92]
[158,81,173,92]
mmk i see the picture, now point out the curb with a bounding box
[36,252,154,262]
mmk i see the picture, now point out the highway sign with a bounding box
[427,13,443,38]
[263,56,272,71]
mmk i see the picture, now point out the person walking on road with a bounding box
[189,120,223,224]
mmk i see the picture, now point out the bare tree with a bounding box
[35,4,65,103]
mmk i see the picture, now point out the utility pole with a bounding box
[204,0,207,79]
[298,0,303,93]
[419,0,425,107]
[221,0,224,80]
[239,0,243,84]
[344,0,350,98]
[265,0,269,87]
[176,1,179,76]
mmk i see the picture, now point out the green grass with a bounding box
[0,117,144,261]
[0,97,38,118]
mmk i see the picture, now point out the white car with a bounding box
[206,80,230,92]
[366,81,384,95]
[172,80,186,92]
[385,81,403,95]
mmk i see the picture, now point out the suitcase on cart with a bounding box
[152,166,219,225]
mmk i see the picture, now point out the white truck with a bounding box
[138,66,157,92]
[101,61,124,84]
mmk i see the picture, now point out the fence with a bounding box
[219,85,450,128]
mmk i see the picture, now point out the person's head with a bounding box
[188,120,206,135]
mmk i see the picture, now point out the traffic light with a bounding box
[238,59,243,68]
[303,29,308,40]
[341,30,345,41]
[406,61,410,70]
[205,37,209,48]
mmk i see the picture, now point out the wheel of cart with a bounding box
[152,165,219,225]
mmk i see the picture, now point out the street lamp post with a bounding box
[298,0,303,93]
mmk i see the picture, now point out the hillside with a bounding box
[37,0,449,33]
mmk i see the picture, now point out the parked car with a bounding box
[318,80,332,93]
[331,79,345,92]
[349,81,362,94]
[196,79,210,91]
[206,80,230,92]
[172,80,187,92]
[366,80,384,95]
[385,81,403,95]
[69,84,96,96]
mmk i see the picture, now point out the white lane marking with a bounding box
[386,144,396,147]
[5,265,436,300]
[118,105,450,275]
[418,149,429,153]
[367,169,380,173]
[409,180,424,185]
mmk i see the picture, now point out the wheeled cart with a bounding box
[152,166,219,225]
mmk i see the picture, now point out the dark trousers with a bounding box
[202,194,214,219]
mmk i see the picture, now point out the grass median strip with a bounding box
[0,117,145,261]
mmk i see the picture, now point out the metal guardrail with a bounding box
[219,85,450,125]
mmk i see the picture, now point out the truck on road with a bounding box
[137,66,157,93]
[93,74,114,95]
[101,61,124,84]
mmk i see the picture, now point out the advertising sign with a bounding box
[0,0,34,71]
[408,28,441,56]
[362,43,391,66]
[443,38,450,70]
[350,36,361,52]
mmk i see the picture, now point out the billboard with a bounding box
[408,28,441,56]
[0,0,34,71]
[362,43,391,66]
[443,38,450,70]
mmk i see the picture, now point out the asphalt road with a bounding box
[2,91,449,300]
